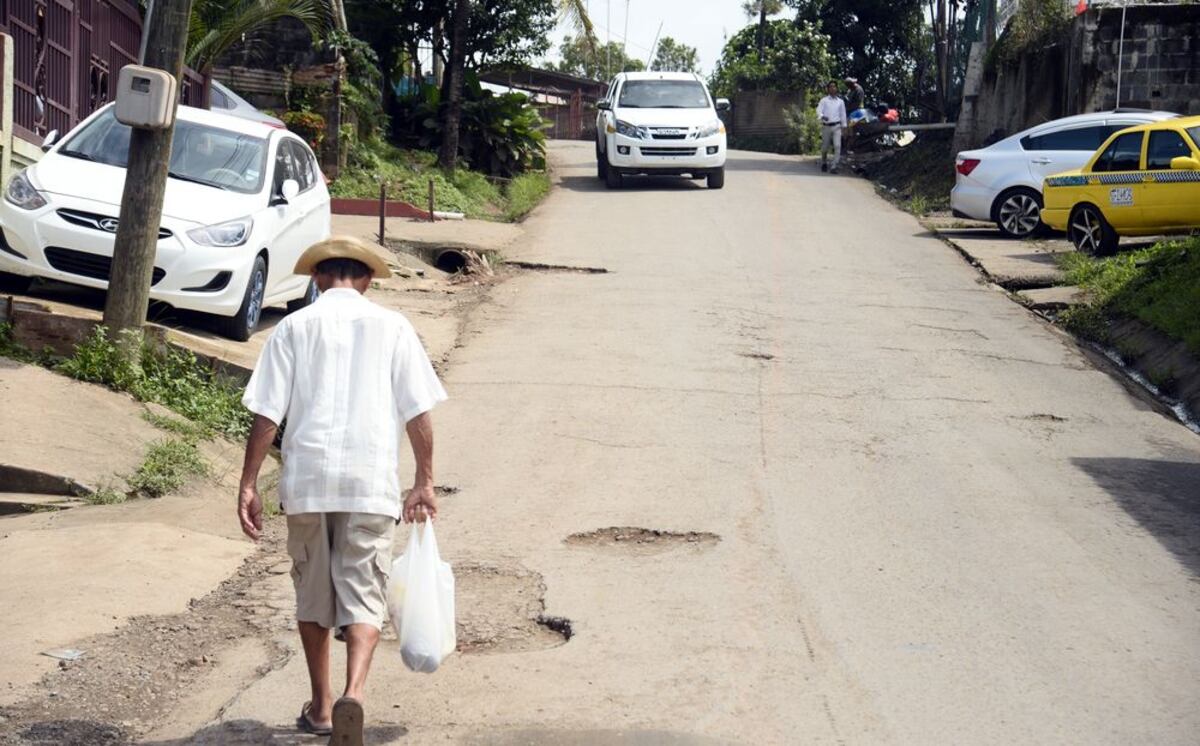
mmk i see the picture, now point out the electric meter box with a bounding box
[115,65,177,129]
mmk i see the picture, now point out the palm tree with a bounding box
[187,0,329,72]
[558,0,598,55]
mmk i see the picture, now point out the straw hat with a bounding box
[293,235,393,279]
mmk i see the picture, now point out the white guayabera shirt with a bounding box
[243,288,447,519]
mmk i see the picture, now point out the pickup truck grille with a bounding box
[640,147,698,156]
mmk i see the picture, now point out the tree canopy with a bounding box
[551,36,645,81]
[709,19,831,98]
[651,37,699,73]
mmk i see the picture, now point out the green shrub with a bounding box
[282,110,327,154]
[57,327,252,439]
[394,74,547,177]
[782,97,822,155]
[128,438,208,498]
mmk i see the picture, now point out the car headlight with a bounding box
[695,120,725,138]
[187,217,253,247]
[615,120,650,140]
[5,170,47,210]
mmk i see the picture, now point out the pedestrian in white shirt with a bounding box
[816,80,847,173]
[238,235,447,746]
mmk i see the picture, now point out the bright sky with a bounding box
[546,0,790,75]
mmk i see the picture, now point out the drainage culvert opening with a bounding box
[564,527,721,555]
[434,249,468,274]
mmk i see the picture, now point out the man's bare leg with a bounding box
[342,623,380,700]
[299,621,334,726]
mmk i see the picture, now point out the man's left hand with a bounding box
[404,483,438,523]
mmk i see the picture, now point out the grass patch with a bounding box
[330,140,549,222]
[861,132,955,215]
[128,437,208,498]
[504,171,551,221]
[1058,236,1200,353]
[56,327,251,439]
[86,484,130,506]
[142,410,213,440]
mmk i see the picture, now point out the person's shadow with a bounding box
[139,719,408,744]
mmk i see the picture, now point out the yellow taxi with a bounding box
[1041,115,1200,255]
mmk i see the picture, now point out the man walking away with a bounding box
[238,236,447,746]
[817,80,847,173]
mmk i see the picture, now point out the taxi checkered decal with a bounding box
[1046,170,1200,187]
[1148,170,1200,183]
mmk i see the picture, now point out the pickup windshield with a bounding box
[618,80,710,109]
[58,108,268,194]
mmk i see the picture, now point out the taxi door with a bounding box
[1141,129,1200,230]
[1085,130,1145,231]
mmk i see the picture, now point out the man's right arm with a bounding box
[238,415,279,541]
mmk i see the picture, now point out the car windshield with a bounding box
[57,108,268,194]
[618,80,710,109]
[1188,125,1200,151]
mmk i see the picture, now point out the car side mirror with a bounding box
[1170,156,1200,170]
[41,130,59,152]
[596,100,611,111]
[716,98,731,112]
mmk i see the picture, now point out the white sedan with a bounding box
[0,103,330,340]
[951,109,1178,238]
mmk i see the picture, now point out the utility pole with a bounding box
[102,0,192,339]
[757,1,767,62]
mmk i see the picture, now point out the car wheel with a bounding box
[1069,204,1119,256]
[994,188,1044,238]
[707,167,725,190]
[605,163,623,189]
[286,278,319,314]
[597,145,608,180]
[214,255,267,342]
[0,272,33,294]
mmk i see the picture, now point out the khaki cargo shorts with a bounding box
[285,512,396,632]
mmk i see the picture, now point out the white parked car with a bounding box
[595,71,729,190]
[0,103,330,340]
[951,109,1179,238]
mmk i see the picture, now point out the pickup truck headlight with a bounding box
[695,120,725,138]
[187,217,253,247]
[5,170,47,210]
[615,120,650,140]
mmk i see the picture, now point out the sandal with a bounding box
[331,696,364,746]
[296,701,333,737]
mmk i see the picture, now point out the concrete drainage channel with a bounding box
[0,465,88,517]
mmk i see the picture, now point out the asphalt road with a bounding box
[229,142,1200,744]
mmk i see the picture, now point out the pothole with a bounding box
[564,527,721,555]
[446,562,571,654]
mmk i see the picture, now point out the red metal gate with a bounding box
[1,0,207,143]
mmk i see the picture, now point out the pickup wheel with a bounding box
[605,163,623,189]
[707,167,725,190]
[1069,204,1119,256]
[214,255,267,341]
[597,143,608,180]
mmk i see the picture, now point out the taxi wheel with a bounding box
[1069,204,1118,256]
[994,188,1044,238]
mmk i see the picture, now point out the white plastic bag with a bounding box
[387,520,456,673]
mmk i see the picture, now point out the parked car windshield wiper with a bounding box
[168,171,229,190]
[57,149,98,162]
